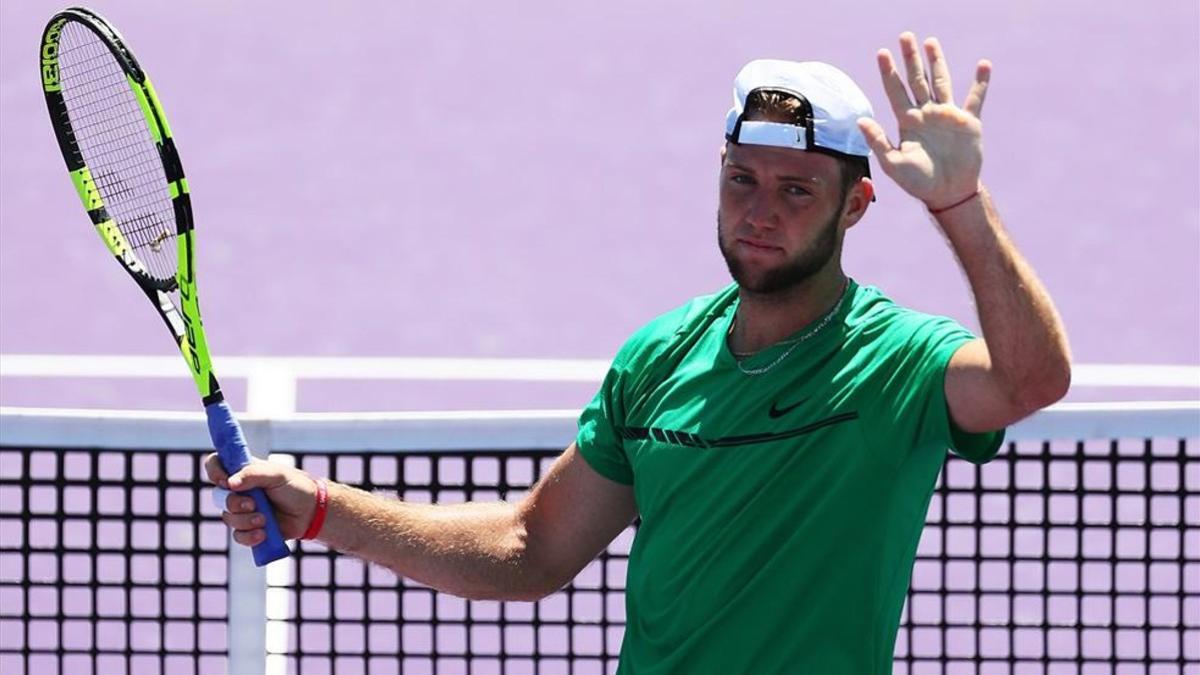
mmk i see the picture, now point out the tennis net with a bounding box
[1,403,1197,674]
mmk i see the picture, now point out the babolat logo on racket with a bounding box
[41,17,67,91]
[176,265,206,380]
[176,305,204,378]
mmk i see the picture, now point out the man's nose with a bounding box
[745,192,780,230]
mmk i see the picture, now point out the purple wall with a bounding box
[1,1,1197,410]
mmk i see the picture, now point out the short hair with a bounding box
[741,89,870,201]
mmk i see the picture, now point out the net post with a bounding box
[246,363,298,415]
[227,543,268,675]
[226,418,272,675]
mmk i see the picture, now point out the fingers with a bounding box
[876,49,914,120]
[963,59,992,118]
[888,33,987,117]
[203,453,229,488]
[221,493,269,548]
[225,490,257,515]
[899,32,932,106]
[923,37,954,104]
[222,508,265,532]
[232,529,267,547]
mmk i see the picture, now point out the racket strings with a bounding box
[56,84,143,127]
[52,68,137,114]
[58,31,176,270]
[57,23,178,286]
[68,124,167,184]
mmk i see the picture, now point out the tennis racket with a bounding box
[40,7,289,566]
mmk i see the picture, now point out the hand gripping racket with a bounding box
[40,7,289,566]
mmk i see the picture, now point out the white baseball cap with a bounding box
[725,59,875,166]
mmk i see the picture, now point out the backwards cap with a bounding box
[725,59,874,164]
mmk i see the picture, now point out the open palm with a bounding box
[857,33,991,210]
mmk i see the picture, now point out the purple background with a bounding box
[1,0,1198,412]
[2,6,1197,672]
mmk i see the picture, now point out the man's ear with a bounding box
[719,143,727,166]
[841,178,874,229]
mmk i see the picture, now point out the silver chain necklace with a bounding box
[730,281,850,376]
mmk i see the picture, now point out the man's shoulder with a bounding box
[849,282,960,330]
[613,284,739,368]
[846,281,976,353]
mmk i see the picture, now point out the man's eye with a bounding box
[784,185,811,196]
[730,174,754,185]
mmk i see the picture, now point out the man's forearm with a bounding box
[316,482,550,601]
[936,186,1071,406]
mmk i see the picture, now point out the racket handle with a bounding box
[205,401,290,566]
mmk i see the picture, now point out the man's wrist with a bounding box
[301,476,330,540]
[306,481,372,555]
[926,183,983,214]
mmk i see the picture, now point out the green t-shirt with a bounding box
[576,280,1004,674]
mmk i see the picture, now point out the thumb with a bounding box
[857,118,895,159]
[227,460,286,491]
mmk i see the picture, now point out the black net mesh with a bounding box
[56,22,177,286]
[896,436,1198,673]
[0,449,228,674]
[1,436,1196,674]
[275,452,629,675]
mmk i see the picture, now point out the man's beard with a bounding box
[717,208,842,295]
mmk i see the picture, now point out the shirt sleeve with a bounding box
[881,314,1006,464]
[575,363,635,485]
[928,329,1006,464]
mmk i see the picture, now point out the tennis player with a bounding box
[207,33,1070,672]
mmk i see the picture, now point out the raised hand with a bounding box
[857,32,991,211]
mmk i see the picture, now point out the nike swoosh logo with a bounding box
[768,398,808,418]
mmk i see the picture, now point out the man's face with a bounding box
[717,142,850,295]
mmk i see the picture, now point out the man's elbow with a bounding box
[491,525,564,602]
[481,564,567,603]
[490,522,574,603]
[1014,361,1072,415]
[504,575,567,603]
[507,550,576,602]
[427,561,562,604]
[458,582,554,603]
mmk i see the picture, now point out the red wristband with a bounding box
[928,189,981,215]
[300,478,329,540]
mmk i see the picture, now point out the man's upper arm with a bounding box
[516,443,638,594]
[945,338,1028,433]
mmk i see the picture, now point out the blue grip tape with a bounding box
[205,401,290,566]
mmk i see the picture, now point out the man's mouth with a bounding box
[737,238,782,252]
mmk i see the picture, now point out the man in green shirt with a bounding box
[208,33,1070,673]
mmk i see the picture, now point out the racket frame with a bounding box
[40,7,289,566]
[42,6,220,404]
